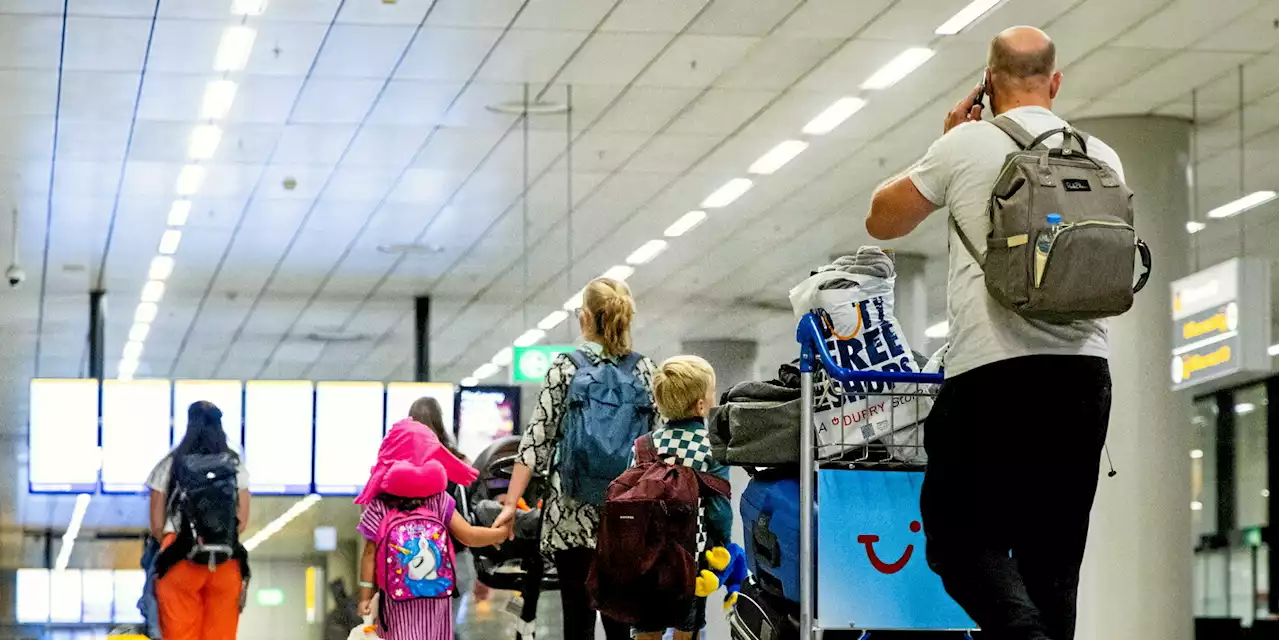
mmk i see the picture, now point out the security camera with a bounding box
[6,264,24,288]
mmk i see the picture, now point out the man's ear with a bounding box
[1050,71,1063,100]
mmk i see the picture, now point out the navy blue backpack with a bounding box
[557,350,653,505]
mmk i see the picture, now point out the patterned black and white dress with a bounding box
[516,341,658,554]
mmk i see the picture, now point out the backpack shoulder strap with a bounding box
[633,434,659,465]
[990,115,1040,149]
[567,349,591,371]
[618,351,644,373]
[949,214,985,269]
[696,471,731,499]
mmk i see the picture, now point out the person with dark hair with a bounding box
[147,401,251,640]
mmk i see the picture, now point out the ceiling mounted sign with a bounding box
[1170,258,1271,392]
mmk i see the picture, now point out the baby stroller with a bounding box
[460,435,558,593]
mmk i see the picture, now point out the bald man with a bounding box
[865,27,1127,640]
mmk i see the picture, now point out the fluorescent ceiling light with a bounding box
[513,328,547,348]
[128,322,151,343]
[168,200,192,227]
[601,265,635,282]
[1190,449,1204,459]
[473,363,500,379]
[1206,190,1277,219]
[802,97,867,135]
[1235,403,1256,416]
[140,280,166,304]
[537,310,569,331]
[626,239,668,265]
[1191,501,1203,511]
[749,140,809,175]
[925,321,949,339]
[243,494,322,552]
[664,210,707,238]
[158,230,182,256]
[701,178,753,209]
[214,26,256,72]
[1269,343,1279,356]
[460,377,478,387]
[492,347,514,367]
[123,341,145,362]
[562,290,584,311]
[118,359,138,380]
[231,0,269,15]
[134,302,158,324]
[861,47,935,90]
[200,80,238,120]
[175,165,205,196]
[1186,221,1206,234]
[188,125,223,160]
[934,0,1005,35]
[148,256,175,281]
[54,494,92,571]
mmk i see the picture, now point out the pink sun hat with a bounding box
[354,418,479,505]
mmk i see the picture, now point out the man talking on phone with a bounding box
[865,27,1125,640]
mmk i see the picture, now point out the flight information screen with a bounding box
[101,379,171,493]
[385,382,454,435]
[244,381,314,494]
[314,382,383,496]
[173,380,243,453]
[28,379,100,493]
[456,386,520,461]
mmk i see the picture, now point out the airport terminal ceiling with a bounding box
[0,0,1275,562]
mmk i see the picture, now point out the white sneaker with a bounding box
[515,619,536,640]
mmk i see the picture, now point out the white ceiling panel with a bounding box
[244,20,333,76]
[336,0,434,26]
[291,78,385,123]
[58,71,142,121]
[312,24,418,79]
[475,29,593,84]
[343,124,434,166]
[515,0,617,31]
[146,19,223,74]
[666,88,780,136]
[1113,0,1261,51]
[634,34,759,88]
[0,14,63,70]
[366,80,466,126]
[425,0,525,29]
[271,124,358,164]
[1192,1,1279,53]
[600,0,708,34]
[687,0,802,36]
[558,32,672,86]
[715,34,843,91]
[395,27,505,82]
[63,16,151,72]
[227,75,307,124]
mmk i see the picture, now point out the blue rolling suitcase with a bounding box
[740,474,801,603]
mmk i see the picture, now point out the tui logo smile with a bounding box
[856,520,921,574]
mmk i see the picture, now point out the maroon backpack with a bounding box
[588,434,731,626]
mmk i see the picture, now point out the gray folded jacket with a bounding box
[473,499,542,540]
[708,380,802,467]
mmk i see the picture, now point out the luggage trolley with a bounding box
[795,312,976,640]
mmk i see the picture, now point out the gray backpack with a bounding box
[952,115,1152,324]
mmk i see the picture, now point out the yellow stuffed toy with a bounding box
[694,542,749,608]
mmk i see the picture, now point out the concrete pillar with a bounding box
[1072,116,1193,640]
[679,338,758,640]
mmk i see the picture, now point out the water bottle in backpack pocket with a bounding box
[557,350,654,505]
[375,505,456,601]
[173,453,240,568]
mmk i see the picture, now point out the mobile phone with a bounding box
[973,71,987,110]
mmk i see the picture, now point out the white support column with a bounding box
[1073,115,1194,640]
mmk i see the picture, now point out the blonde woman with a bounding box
[496,277,658,640]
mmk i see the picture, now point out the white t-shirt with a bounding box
[147,454,249,533]
[908,106,1126,378]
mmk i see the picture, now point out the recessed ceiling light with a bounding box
[158,230,182,255]
[562,290,584,311]
[536,310,569,331]
[168,200,192,227]
[1186,221,1206,234]
[1190,449,1204,459]
[175,165,205,196]
[148,256,175,281]
[513,328,547,348]
[492,347,514,367]
[122,341,145,362]
[701,178,753,209]
[118,359,139,379]
[188,124,223,160]
[214,26,256,72]
[601,265,635,282]
[460,377,478,387]
[140,280,166,303]
[748,140,809,175]
[625,239,668,265]
[664,210,707,238]
[802,97,867,135]
[473,363,500,379]
[861,47,935,90]
[485,100,571,115]
[134,303,158,324]
[201,80,238,120]
[128,322,151,343]
[934,0,1006,35]
[1206,190,1277,219]
[376,243,445,255]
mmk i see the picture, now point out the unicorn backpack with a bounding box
[375,501,456,601]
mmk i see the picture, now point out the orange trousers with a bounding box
[156,558,243,640]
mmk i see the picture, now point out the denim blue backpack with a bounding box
[557,350,652,505]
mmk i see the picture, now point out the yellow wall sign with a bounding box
[1169,259,1271,391]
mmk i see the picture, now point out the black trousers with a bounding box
[920,355,1111,640]
[555,548,630,640]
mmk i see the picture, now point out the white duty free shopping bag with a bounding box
[348,616,381,640]
[789,267,932,459]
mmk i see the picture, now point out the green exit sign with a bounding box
[512,345,575,383]
[256,588,285,607]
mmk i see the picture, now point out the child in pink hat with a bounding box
[355,418,508,640]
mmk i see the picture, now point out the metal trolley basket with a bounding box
[795,312,976,640]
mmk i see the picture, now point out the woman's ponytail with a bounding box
[584,277,635,358]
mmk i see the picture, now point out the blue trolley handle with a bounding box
[796,312,945,384]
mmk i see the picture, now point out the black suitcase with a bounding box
[729,578,800,640]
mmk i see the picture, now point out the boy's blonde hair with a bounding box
[653,355,716,420]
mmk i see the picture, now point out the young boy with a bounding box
[632,355,732,640]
